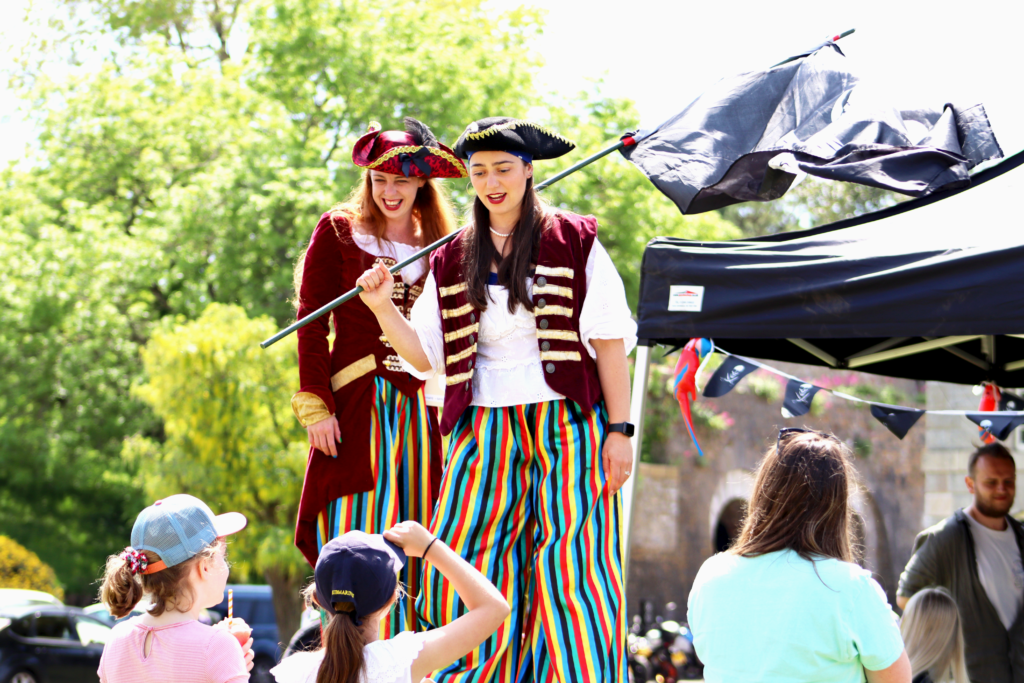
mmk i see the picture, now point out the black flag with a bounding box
[999,391,1024,412]
[870,404,926,440]
[782,379,821,418]
[703,356,757,398]
[965,413,1024,442]
[621,44,1002,215]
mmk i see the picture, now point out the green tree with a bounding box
[125,303,308,639]
[0,536,65,601]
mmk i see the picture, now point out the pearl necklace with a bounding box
[489,226,513,238]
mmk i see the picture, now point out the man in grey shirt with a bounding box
[898,442,1024,683]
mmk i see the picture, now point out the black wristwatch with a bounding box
[608,422,635,438]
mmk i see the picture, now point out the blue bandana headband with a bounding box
[467,150,533,164]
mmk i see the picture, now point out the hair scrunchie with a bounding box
[120,547,149,576]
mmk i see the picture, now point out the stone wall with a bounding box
[626,361,928,616]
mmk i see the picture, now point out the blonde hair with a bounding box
[900,588,969,683]
[99,541,222,618]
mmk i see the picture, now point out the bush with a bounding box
[0,536,64,601]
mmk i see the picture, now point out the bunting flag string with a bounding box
[702,342,1024,442]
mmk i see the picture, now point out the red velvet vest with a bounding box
[430,211,603,435]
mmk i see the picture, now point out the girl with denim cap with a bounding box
[97,494,254,683]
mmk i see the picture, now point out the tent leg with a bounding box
[621,340,652,578]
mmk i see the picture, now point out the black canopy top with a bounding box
[636,151,1024,386]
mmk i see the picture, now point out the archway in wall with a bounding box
[714,498,746,552]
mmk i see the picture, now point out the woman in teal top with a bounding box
[687,428,911,683]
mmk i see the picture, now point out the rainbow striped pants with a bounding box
[417,400,627,683]
[317,377,436,637]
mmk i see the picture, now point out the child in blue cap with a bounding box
[271,520,509,683]
[97,494,254,682]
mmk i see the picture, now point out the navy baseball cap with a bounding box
[314,531,407,624]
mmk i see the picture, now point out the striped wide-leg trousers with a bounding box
[417,400,627,683]
[317,377,436,638]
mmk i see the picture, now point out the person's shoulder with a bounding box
[364,631,429,682]
[547,210,598,236]
[915,511,965,547]
[270,650,322,683]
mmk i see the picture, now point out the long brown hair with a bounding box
[301,583,374,683]
[99,541,222,618]
[463,175,550,314]
[729,431,856,563]
[292,170,457,307]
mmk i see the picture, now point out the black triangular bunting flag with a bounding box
[870,404,926,440]
[998,391,1024,412]
[965,413,1024,442]
[782,379,821,418]
[703,356,757,398]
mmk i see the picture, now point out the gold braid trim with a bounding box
[536,329,579,342]
[446,370,474,385]
[535,265,574,278]
[444,323,479,343]
[540,350,582,362]
[447,344,477,365]
[465,120,574,146]
[442,303,475,320]
[532,284,573,299]
[365,145,468,178]
[330,354,377,392]
[535,305,573,317]
[291,392,333,427]
[439,282,468,297]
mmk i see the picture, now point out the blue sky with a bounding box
[4,0,1021,162]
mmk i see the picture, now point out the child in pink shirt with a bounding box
[96,494,255,683]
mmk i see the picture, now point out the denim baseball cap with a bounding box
[131,494,247,570]
[314,531,406,624]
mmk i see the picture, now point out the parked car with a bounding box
[209,585,280,683]
[0,603,111,683]
[0,591,61,609]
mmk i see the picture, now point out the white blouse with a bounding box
[351,232,428,284]
[270,631,428,683]
[403,239,637,408]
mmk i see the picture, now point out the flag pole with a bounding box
[260,28,855,350]
[259,136,638,349]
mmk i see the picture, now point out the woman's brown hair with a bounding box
[292,170,458,308]
[301,583,371,683]
[729,431,857,563]
[99,541,222,618]
[462,173,550,314]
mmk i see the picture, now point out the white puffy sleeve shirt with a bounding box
[403,239,637,408]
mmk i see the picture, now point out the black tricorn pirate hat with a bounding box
[453,117,575,161]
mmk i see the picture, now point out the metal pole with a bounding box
[260,138,633,349]
[621,340,652,574]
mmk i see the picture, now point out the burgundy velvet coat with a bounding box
[292,212,442,567]
[430,211,604,435]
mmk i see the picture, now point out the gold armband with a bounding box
[291,392,333,427]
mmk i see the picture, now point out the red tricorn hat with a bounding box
[352,118,467,179]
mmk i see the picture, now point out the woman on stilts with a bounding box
[356,117,636,683]
[290,117,465,637]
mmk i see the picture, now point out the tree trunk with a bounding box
[265,565,305,650]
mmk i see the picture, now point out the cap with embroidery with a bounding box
[314,531,406,624]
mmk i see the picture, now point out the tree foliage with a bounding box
[126,303,308,637]
[0,535,65,601]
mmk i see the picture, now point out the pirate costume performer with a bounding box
[357,118,637,683]
[290,118,466,636]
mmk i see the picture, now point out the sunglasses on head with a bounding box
[777,427,841,449]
